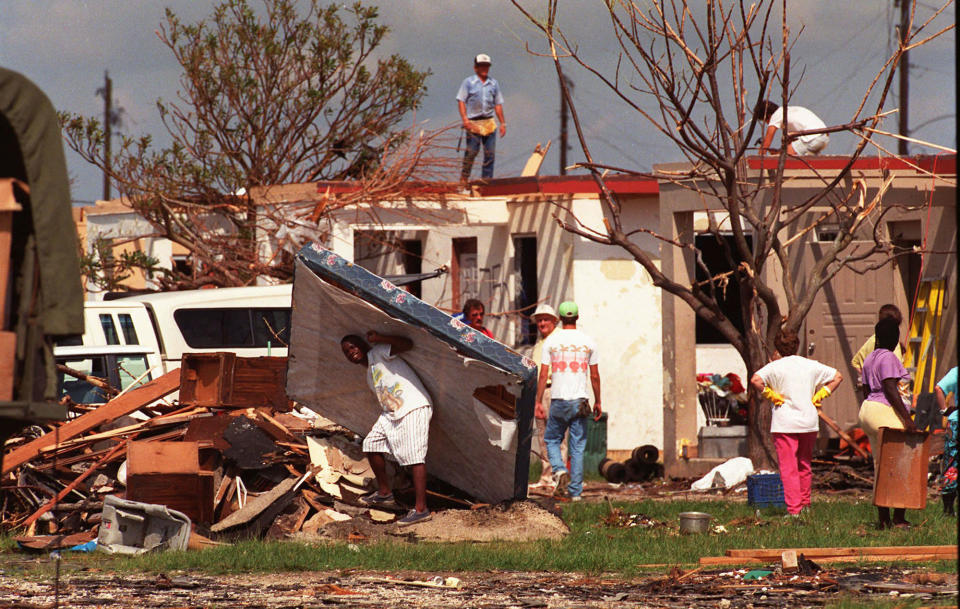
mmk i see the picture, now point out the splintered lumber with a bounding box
[818,410,870,459]
[2,368,181,475]
[20,441,129,528]
[701,552,957,567]
[725,545,957,559]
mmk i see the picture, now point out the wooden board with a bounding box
[127,441,200,475]
[126,471,216,524]
[0,331,14,401]
[874,427,930,509]
[2,369,181,475]
[701,551,957,567]
[726,545,958,559]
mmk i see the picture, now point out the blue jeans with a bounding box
[544,398,588,497]
[462,130,496,179]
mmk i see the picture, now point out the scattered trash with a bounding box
[742,569,773,581]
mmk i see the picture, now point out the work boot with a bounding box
[943,491,957,516]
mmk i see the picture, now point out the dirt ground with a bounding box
[304,500,569,544]
[1,566,956,608]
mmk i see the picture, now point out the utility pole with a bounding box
[101,71,113,200]
[897,0,910,156]
[559,74,573,175]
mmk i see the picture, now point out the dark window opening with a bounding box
[695,234,752,344]
[402,239,423,299]
[174,308,291,348]
[100,314,120,345]
[452,237,479,311]
[172,255,193,276]
[513,235,539,345]
[118,313,139,345]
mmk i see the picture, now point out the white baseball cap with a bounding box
[532,303,558,321]
[474,53,492,65]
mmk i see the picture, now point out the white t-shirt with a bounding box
[755,355,837,433]
[540,328,599,401]
[768,106,826,144]
[367,344,432,420]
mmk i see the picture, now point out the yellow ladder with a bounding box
[904,278,946,396]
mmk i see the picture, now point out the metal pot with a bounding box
[678,511,712,534]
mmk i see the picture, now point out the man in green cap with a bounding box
[536,301,602,500]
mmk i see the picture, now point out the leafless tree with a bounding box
[512,0,954,466]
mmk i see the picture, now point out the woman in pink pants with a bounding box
[750,329,844,515]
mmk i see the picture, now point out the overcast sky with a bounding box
[1,1,955,204]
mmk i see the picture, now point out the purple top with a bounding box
[861,348,909,406]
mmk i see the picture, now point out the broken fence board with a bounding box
[2,368,181,475]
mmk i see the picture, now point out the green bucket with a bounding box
[583,412,608,478]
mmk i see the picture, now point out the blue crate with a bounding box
[747,473,786,508]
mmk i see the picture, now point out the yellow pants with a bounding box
[858,399,906,487]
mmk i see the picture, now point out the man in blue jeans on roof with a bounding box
[536,301,602,500]
[456,53,506,183]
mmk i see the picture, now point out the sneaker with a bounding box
[396,509,432,527]
[553,470,570,498]
[359,491,395,507]
[571,496,582,502]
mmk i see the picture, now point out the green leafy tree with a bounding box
[62,0,432,289]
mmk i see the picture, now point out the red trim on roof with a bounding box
[313,174,660,197]
[476,174,659,196]
[747,154,955,173]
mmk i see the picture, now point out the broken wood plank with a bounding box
[702,551,957,567]
[265,497,310,540]
[725,545,957,559]
[2,368,181,475]
[211,476,297,533]
[19,440,129,528]
[818,410,870,459]
[254,409,302,445]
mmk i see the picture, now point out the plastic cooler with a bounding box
[746,472,786,508]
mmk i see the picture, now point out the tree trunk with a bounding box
[746,352,778,470]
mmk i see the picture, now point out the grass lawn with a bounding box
[2,496,956,577]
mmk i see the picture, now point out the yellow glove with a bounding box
[812,386,832,408]
[761,386,785,407]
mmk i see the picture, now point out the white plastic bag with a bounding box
[690,456,754,490]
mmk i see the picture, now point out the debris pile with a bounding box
[0,353,482,549]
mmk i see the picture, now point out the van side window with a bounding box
[174,308,289,348]
[100,314,120,345]
[253,308,291,347]
[117,313,140,345]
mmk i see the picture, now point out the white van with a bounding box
[57,284,292,375]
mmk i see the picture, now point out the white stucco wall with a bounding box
[566,196,664,451]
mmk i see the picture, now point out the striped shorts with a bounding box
[362,406,433,466]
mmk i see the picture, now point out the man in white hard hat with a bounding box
[530,303,559,487]
[456,54,506,183]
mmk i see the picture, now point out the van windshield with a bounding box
[174,308,290,348]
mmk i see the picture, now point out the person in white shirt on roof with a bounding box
[755,101,829,156]
[750,328,843,516]
[536,301,602,501]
